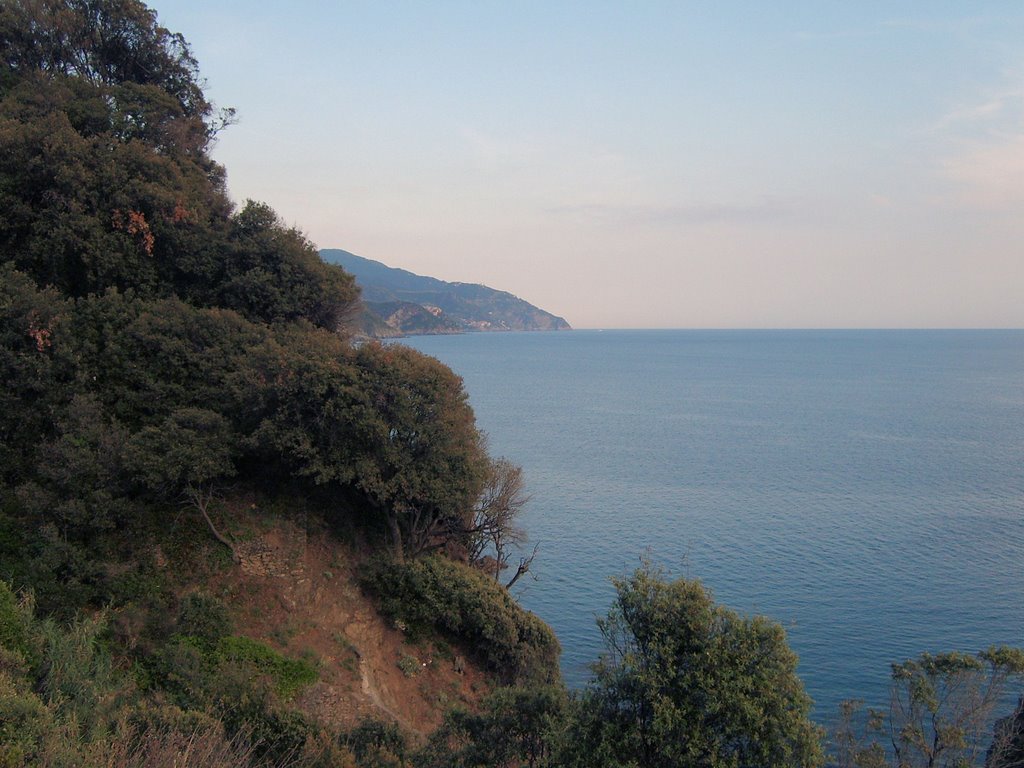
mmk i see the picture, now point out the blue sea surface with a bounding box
[403,330,1024,722]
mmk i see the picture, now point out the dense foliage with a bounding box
[2,2,1021,768]
[0,0,491,574]
[0,0,356,325]
[417,685,569,768]
[0,580,344,767]
[0,0,507,762]
[564,564,824,768]
[361,555,560,686]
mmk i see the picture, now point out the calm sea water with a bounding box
[403,330,1024,722]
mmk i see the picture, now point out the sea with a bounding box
[402,330,1024,724]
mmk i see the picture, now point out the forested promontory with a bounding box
[1,2,1021,767]
[0,0,559,762]
[321,249,572,338]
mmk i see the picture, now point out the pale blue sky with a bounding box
[157,2,1024,328]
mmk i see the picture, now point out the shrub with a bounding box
[0,581,33,664]
[565,563,824,768]
[144,632,319,764]
[361,555,560,685]
[97,720,259,768]
[341,717,408,768]
[177,593,232,648]
[0,668,53,766]
[214,636,318,700]
[397,654,420,678]
[417,684,569,768]
[35,610,133,742]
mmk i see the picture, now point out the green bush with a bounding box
[342,717,408,768]
[153,633,318,704]
[35,610,133,742]
[0,582,33,664]
[145,632,319,764]
[215,636,318,700]
[361,555,560,685]
[397,654,420,678]
[0,668,53,766]
[417,684,569,768]
[177,593,232,648]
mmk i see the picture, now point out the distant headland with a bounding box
[321,249,572,337]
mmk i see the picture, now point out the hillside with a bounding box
[0,1,560,764]
[142,495,499,737]
[5,3,1017,768]
[321,249,572,336]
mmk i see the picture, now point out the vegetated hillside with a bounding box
[321,249,572,336]
[3,2,1021,767]
[118,494,511,737]
[0,1,560,764]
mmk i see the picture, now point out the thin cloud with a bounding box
[455,125,543,172]
[791,14,991,43]
[934,97,1010,129]
[941,132,1024,209]
[930,85,1024,132]
[931,71,1024,209]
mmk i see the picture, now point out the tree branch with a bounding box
[185,483,239,564]
[505,543,539,590]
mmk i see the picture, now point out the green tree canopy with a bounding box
[0,0,218,148]
[0,0,358,330]
[0,265,71,485]
[1,268,492,565]
[348,342,488,560]
[0,0,496,629]
[568,563,824,768]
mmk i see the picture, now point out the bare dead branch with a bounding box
[505,543,539,590]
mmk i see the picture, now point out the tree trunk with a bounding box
[387,514,405,564]
[187,484,240,564]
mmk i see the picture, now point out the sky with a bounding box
[155,2,1024,329]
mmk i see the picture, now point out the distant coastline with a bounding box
[321,248,571,338]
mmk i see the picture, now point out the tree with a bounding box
[467,457,532,585]
[348,342,488,561]
[0,0,219,149]
[0,266,71,486]
[988,698,1024,768]
[220,200,359,330]
[834,648,1024,768]
[125,407,240,561]
[17,393,133,538]
[567,563,824,768]
[0,0,234,297]
[0,0,359,331]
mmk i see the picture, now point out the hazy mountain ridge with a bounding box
[321,249,572,336]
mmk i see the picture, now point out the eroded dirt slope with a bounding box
[188,502,492,738]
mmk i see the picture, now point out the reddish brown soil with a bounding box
[190,504,491,739]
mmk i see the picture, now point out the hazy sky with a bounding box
[157,2,1024,329]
